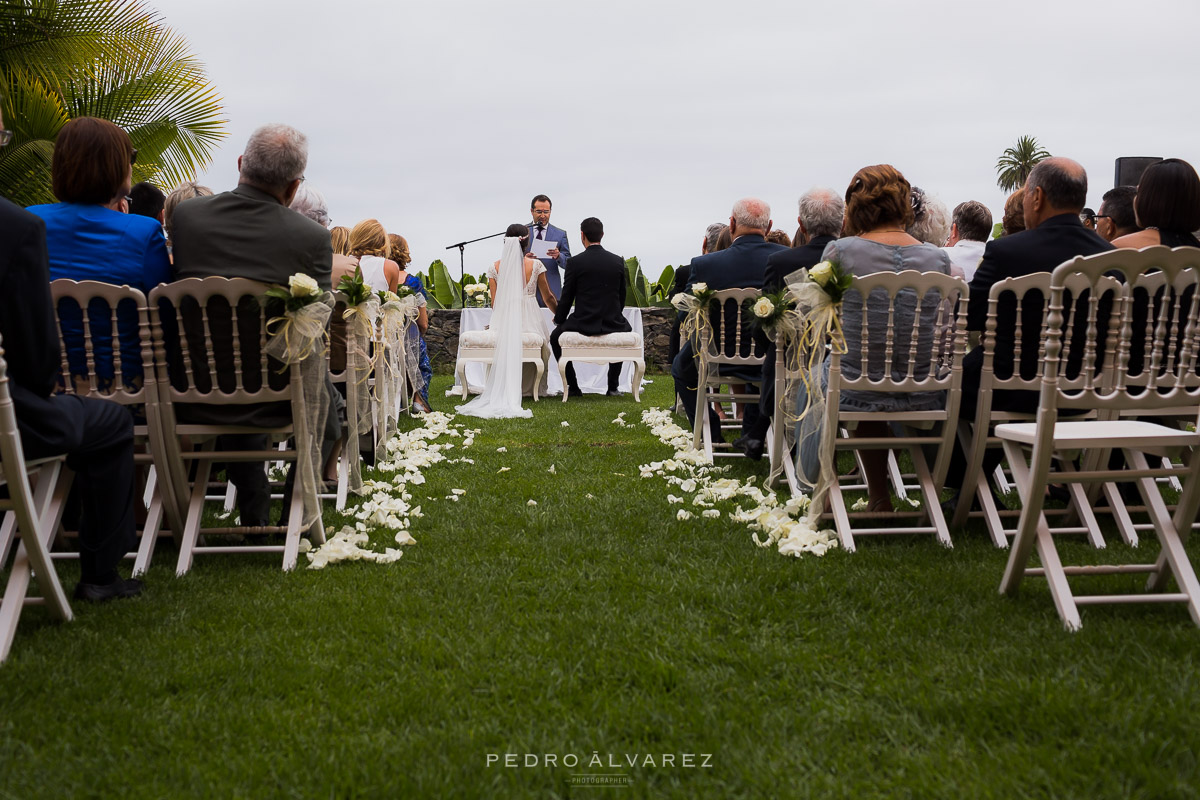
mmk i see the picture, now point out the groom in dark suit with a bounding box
[550,217,631,397]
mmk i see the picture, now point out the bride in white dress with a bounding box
[456,225,557,419]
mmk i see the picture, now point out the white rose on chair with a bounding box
[289,273,320,298]
[752,296,775,318]
[692,282,708,294]
[808,261,834,287]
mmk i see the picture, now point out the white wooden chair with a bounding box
[816,271,968,552]
[148,278,326,574]
[996,246,1200,630]
[43,280,185,575]
[951,272,1114,548]
[556,331,645,402]
[454,329,548,401]
[692,288,769,459]
[0,336,73,664]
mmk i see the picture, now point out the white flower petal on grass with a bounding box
[395,530,416,546]
[498,467,511,473]
[667,494,683,504]
[451,489,466,495]
[561,421,570,427]
[548,464,556,474]
[680,478,697,493]
[850,498,869,512]
[585,493,595,499]
[527,499,538,507]
[702,509,721,519]
[676,510,693,521]
[497,446,507,453]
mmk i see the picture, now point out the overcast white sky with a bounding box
[149,0,1200,282]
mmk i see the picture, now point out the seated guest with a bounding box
[348,219,401,292]
[1080,207,1097,230]
[907,186,951,247]
[387,232,432,411]
[330,225,358,284]
[1,105,141,600]
[28,117,171,388]
[1112,158,1200,249]
[1001,189,1026,236]
[941,200,992,282]
[945,158,1113,504]
[1095,185,1140,243]
[163,181,212,254]
[171,123,339,529]
[797,166,952,511]
[767,230,792,247]
[672,198,786,441]
[550,217,632,397]
[289,184,330,228]
[128,181,165,224]
[735,187,844,459]
[669,222,725,363]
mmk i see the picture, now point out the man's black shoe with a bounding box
[605,389,621,397]
[567,386,584,398]
[741,437,765,461]
[73,576,143,603]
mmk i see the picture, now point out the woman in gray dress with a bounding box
[798,164,952,511]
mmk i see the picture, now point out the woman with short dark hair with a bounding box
[1113,158,1200,249]
[28,117,171,387]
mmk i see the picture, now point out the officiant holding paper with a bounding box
[528,194,570,305]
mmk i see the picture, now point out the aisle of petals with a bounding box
[638,408,838,558]
[306,411,477,569]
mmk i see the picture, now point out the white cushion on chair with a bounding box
[460,330,546,348]
[558,331,642,348]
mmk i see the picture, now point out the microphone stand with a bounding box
[446,231,506,308]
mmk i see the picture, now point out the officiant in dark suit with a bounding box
[550,217,631,397]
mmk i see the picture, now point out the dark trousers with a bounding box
[19,394,135,584]
[550,328,621,392]
[743,342,776,441]
[672,343,761,442]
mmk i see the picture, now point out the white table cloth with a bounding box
[449,307,644,397]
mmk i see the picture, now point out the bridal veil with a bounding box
[455,236,532,419]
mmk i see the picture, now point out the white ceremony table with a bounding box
[449,307,644,397]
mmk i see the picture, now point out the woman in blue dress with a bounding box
[388,234,433,411]
[28,117,171,389]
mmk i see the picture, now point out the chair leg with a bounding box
[335,453,349,512]
[132,488,165,577]
[282,479,308,572]
[828,474,855,553]
[632,359,644,402]
[176,458,213,577]
[1057,459,1107,549]
[910,445,952,548]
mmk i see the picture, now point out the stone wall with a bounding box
[426,308,675,373]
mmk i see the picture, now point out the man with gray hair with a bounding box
[171,123,336,530]
[672,197,786,442]
[733,188,844,459]
[941,200,992,282]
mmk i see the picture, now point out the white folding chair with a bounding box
[149,278,326,574]
[997,246,1200,630]
[47,280,186,575]
[0,336,74,664]
[952,273,1113,548]
[816,270,968,552]
[692,288,768,460]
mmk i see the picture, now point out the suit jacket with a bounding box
[0,197,84,457]
[553,244,631,335]
[967,213,1114,379]
[172,184,333,289]
[763,234,837,292]
[683,234,787,362]
[528,222,570,298]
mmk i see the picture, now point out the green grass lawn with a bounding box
[2,374,1199,799]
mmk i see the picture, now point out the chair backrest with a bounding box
[1042,246,1200,415]
[833,270,968,394]
[701,287,769,367]
[0,334,32,499]
[148,277,295,405]
[49,279,152,404]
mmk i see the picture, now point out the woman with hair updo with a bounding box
[1001,189,1026,236]
[1112,158,1200,249]
[798,164,953,512]
[348,218,401,292]
[387,232,433,409]
[28,116,171,388]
